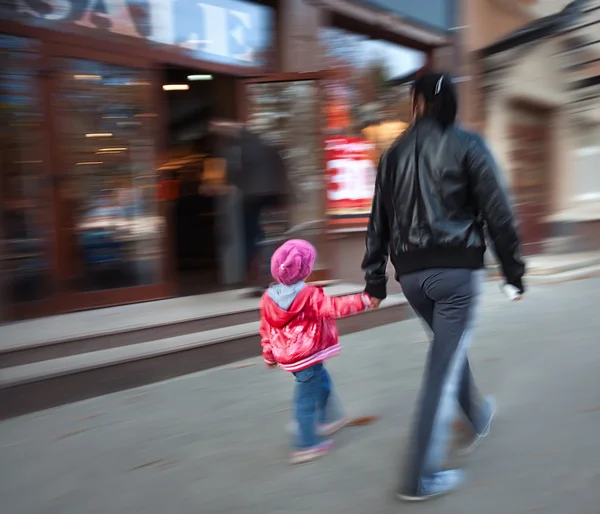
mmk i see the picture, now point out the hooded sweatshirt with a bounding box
[259,283,368,372]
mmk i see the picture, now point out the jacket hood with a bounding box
[261,286,312,328]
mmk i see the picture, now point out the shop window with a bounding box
[245,80,324,269]
[0,35,51,304]
[54,59,163,292]
[319,27,426,226]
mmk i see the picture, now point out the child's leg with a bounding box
[317,366,346,425]
[292,364,322,449]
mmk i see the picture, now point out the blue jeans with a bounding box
[292,363,344,449]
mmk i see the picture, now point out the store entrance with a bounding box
[160,67,245,296]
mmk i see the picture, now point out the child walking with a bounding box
[259,239,372,464]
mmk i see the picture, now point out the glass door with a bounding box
[0,35,55,320]
[243,74,330,281]
[51,56,168,308]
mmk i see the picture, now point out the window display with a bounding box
[320,27,426,226]
[0,35,51,304]
[245,79,325,270]
[54,59,163,291]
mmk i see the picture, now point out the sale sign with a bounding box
[325,137,377,225]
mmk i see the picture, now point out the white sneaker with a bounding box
[397,469,466,501]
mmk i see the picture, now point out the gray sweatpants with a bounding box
[399,268,485,496]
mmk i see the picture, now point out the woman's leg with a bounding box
[399,269,481,499]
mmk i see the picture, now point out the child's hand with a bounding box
[370,297,382,309]
[363,294,381,309]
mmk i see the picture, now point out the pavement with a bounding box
[507,252,600,281]
[2,277,600,514]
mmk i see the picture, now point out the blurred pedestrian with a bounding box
[259,239,372,464]
[362,70,525,501]
[212,120,289,294]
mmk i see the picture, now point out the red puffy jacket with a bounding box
[259,286,368,372]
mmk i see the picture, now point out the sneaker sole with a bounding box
[286,418,349,437]
[396,490,449,502]
[290,442,334,465]
[290,453,325,465]
[319,418,349,436]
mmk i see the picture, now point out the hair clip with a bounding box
[435,76,444,95]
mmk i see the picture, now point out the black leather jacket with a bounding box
[362,117,525,300]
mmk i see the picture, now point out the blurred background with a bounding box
[0,0,599,409]
[2,0,599,321]
[2,3,600,513]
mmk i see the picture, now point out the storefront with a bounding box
[315,15,431,286]
[320,25,427,228]
[0,0,448,321]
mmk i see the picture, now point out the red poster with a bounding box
[325,137,377,225]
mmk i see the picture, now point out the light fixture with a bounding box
[187,74,213,81]
[162,84,190,91]
[85,133,113,138]
[76,161,103,165]
[97,147,128,152]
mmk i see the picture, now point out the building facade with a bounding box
[0,0,450,321]
[477,0,600,254]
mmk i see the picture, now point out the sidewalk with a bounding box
[1,278,600,514]
[488,251,600,281]
[0,283,363,349]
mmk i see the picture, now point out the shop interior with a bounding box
[159,66,245,296]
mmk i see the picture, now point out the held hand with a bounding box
[370,298,382,309]
[361,294,380,309]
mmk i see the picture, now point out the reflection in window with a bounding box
[0,35,51,304]
[55,60,162,291]
[318,27,425,224]
[246,81,325,267]
[319,27,425,152]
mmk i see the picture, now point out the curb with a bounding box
[487,264,600,284]
[526,264,600,284]
[486,255,600,278]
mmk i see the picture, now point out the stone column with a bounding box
[276,0,327,73]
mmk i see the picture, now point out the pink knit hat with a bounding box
[271,239,317,286]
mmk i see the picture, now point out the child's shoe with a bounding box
[290,440,334,465]
[319,417,349,436]
[287,417,349,437]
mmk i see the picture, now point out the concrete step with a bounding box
[0,294,411,420]
[0,307,258,369]
[0,283,363,369]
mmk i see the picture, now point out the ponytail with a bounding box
[412,71,458,129]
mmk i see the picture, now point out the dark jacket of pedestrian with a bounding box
[362,77,525,300]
